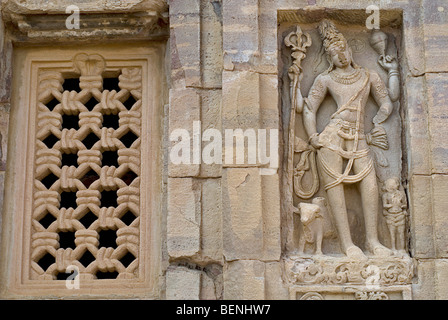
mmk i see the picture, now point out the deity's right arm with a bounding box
[303,75,328,140]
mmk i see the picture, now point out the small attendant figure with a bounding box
[382,177,407,254]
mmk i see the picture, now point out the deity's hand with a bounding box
[367,125,389,150]
[373,107,390,125]
[378,55,399,72]
[308,133,322,151]
[288,64,304,82]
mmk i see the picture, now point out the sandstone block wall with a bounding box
[0,0,448,300]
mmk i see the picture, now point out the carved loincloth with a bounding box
[318,70,374,190]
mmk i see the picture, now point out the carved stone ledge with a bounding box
[2,0,169,42]
[283,254,415,286]
[290,285,412,300]
[3,0,167,14]
[278,7,403,28]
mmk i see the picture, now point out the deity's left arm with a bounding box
[370,72,394,125]
[387,69,400,103]
[378,55,400,102]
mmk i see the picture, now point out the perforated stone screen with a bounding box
[33,54,142,281]
[1,45,164,298]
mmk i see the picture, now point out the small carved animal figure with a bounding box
[297,197,336,255]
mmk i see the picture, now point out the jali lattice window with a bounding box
[33,53,142,281]
[1,46,163,297]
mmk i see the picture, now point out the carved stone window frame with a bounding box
[1,43,165,299]
[0,1,167,298]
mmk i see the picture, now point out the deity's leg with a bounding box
[317,148,365,259]
[353,151,392,257]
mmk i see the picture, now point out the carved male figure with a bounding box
[382,177,407,254]
[295,20,400,259]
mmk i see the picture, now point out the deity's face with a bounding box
[328,41,352,69]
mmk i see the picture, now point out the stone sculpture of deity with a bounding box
[291,20,401,259]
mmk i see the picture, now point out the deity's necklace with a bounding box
[329,67,363,85]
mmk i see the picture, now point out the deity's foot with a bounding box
[367,242,393,257]
[345,245,368,261]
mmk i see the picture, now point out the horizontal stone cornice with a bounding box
[1,0,169,42]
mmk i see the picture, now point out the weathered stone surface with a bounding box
[222,71,260,167]
[258,0,279,71]
[402,2,426,76]
[422,0,448,73]
[166,263,222,300]
[168,88,201,177]
[412,259,437,300]
[200,271,217,300]
[166,266,201,300]
[223,168,262,260]
[222,70,260,130]
[435,259,448,299]
[170,0,201,88]
[0,108,9,171]
[222,0,259,65]
[427,73,448,174]
[167,178,201,258]
[261,173,281,258]
[200,89,222,177]
[409,175,435,258]
[0,14,12,103]
[404,76,431,176]
[223,260,265,300]
[413,259,448,300]
[222,168,280,261]
[259,74,280,129]
[200,0,223,88]
[431,175,448,258]
[265,262,289,300]
[201,178,223,262]
[0,172,4,242]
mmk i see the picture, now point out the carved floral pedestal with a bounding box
[283,254,414,300]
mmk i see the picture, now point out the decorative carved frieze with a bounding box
[290,285,412,300]
[283,255,414,286]
[2,0,168,41]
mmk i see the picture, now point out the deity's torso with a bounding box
[324,67,371,127]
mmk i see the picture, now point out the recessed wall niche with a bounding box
[279,9,413,300]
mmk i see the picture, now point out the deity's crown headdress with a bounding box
[318,20,348,54]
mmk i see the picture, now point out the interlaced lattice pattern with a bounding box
[31,54,142,281]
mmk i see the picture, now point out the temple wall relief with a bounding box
[280,11,414,299]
